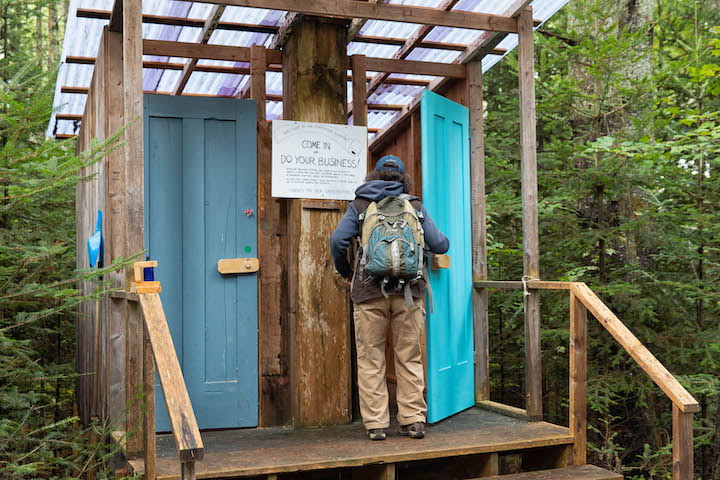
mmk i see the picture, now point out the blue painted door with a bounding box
[421,90,474,423]
[144,95,258,431]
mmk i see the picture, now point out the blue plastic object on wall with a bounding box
[421,90,474,424]
[88,210,103,268]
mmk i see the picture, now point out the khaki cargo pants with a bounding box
[353,296,427,429]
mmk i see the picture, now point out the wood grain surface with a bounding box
[147,408,572,479]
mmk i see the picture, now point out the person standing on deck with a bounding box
[329,155,450,441]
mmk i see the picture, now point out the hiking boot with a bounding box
[398,422,425,439]
[367,428,387,441]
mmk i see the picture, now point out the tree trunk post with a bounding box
[282,17,352,427]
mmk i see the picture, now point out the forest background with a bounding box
[1,0,719,478]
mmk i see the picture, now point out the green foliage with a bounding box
[0,6,136,475]
[484,0,720,477]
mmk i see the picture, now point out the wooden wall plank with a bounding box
[93,28,108,423]
[517,7,542,421]
[76,28,113,425]
[104,28,128,422]
[468,60,489,403]
[75,98,90,425]
[123,0,145,455]
[569,292,587,465]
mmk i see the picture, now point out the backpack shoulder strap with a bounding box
[397,193,422,212]
[353,198,371,220]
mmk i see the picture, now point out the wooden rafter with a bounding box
[172,5,226,96]
[107,0,122,32]
[348,0,385,41]
[369,1,534,151]
[235,11,302,99]
[366,0,460,100]
[190,0,518,32]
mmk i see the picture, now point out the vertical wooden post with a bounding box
[673,404,694,480]
[251,44,277,426]
[518,6,542,420]
[143,324,157,479]
[351,54,368,128]
[123,0,145,455]
[468,60,489,403]
[569,292,587,465]
[410,111,422,199]
[182,461,196,480]
[105,27,128,423]
[283,18,351,427]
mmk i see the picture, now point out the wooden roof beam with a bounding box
[108,0,122,32]
[194,0,519,32]
[348,0,385,41]
[355,0,459,117]
[172,5,226,96]
[63,58,437,87]
[77,9,518,53]
[79,9,280,33]
[143,40,283,64]
[369,1,534,152]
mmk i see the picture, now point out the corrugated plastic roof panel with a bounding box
[48,0,569,138]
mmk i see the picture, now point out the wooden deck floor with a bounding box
[147,408,573,479]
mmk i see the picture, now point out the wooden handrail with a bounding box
[475,278,697,479]
[569,283,699,413]
[138,293,204,468]
[474,280,573,290]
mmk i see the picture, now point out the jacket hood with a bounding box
[354,180,404,202]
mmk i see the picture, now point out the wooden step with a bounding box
[478,464,622,480]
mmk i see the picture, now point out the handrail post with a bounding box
[569,292,587,465]
[182,461,196,480]
[143,323,157,479]
[673,404,694,480]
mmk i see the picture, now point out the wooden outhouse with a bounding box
[53,1,698,479]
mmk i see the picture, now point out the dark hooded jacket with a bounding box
[329,179,450,304]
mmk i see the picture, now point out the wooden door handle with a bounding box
[430,254,451,270]
[218,258,260,274]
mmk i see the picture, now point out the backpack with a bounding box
[356,194,425,306]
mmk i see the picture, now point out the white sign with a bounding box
[272,120,367,201]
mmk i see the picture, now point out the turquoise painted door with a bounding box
[421,90,474,423]
[144,95,258,431]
